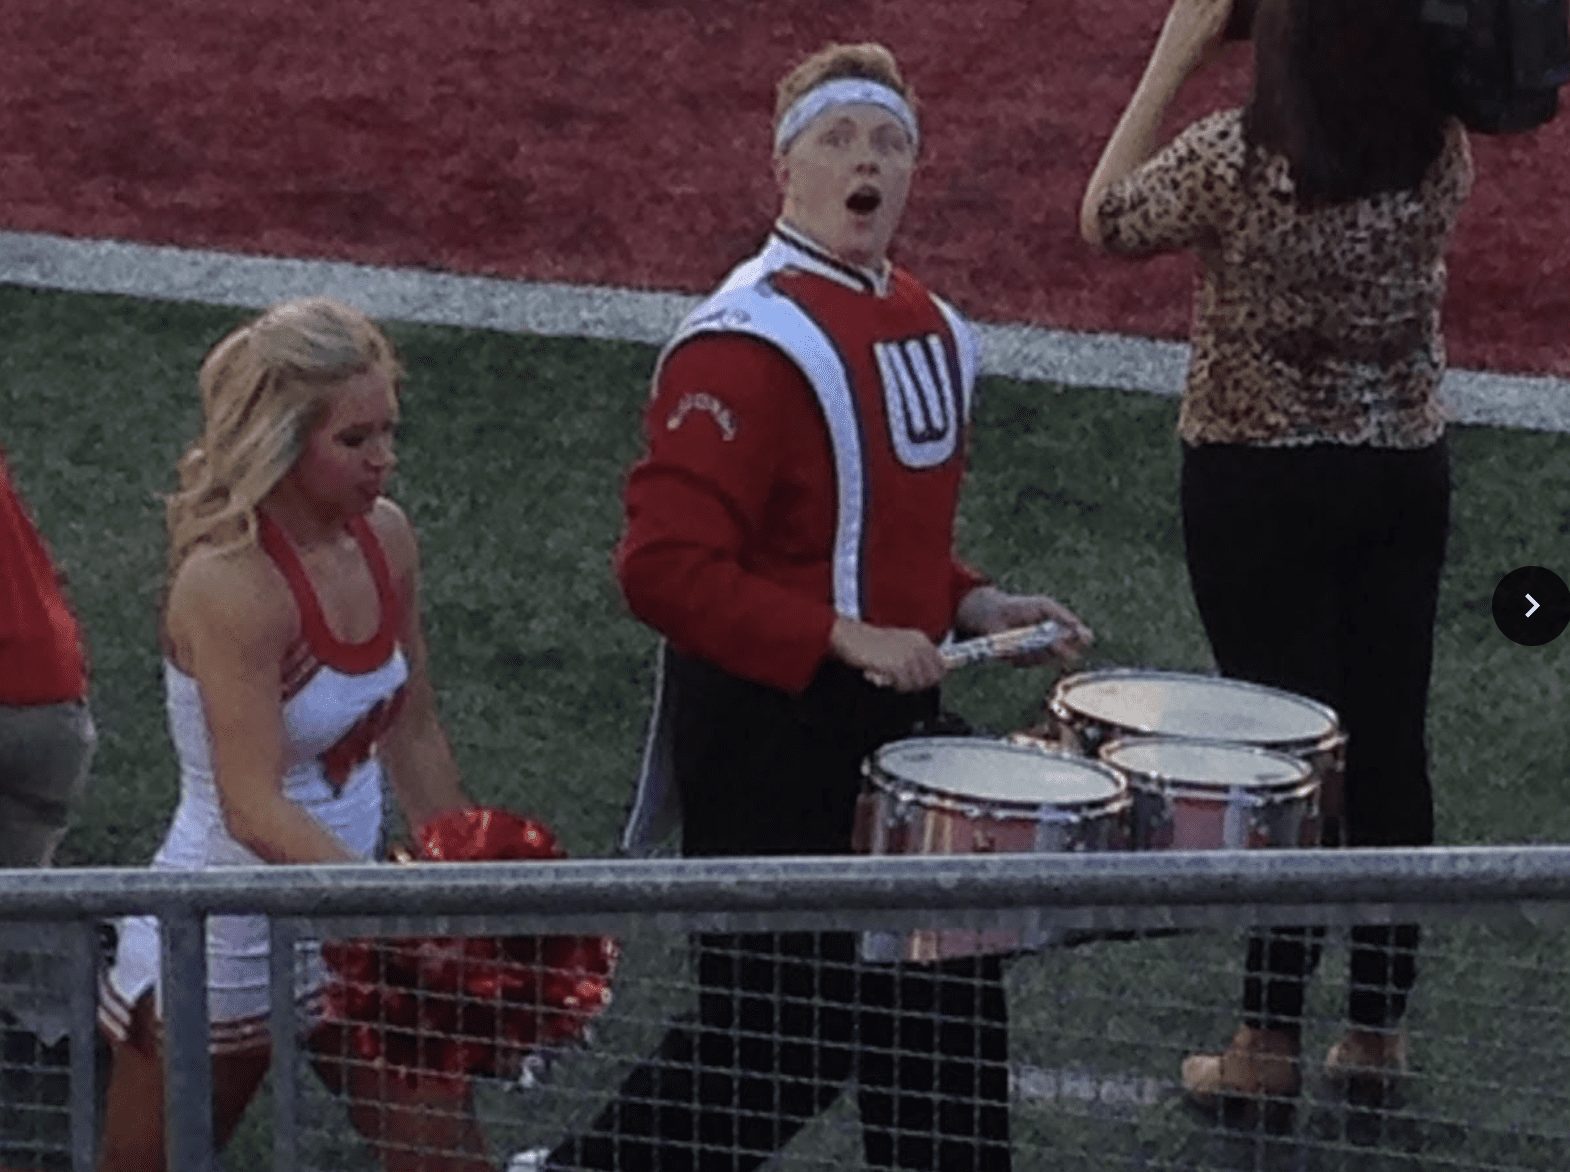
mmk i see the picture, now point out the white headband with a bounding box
[774,78,919,155]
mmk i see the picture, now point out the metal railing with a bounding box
[5,845,1570,1170]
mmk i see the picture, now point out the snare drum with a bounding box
[1042,669,1346,845]
[1099,737,1318,850]
[852,737,1130,961]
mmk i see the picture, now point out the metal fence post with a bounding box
[159,911,213,1172]
[67,920,99,1172]
[269,918,300,1172]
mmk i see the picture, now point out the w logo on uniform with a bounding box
[874,334,964,469]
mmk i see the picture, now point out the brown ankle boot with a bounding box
[1182,1025,1301,1119]
[1325,1028,1407,1106]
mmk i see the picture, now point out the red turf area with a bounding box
[3,0,1566,375]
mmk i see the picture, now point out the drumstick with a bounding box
[864,620,1067,688]
[940,620,1066,671]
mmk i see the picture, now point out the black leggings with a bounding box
[549,655,1011,1171]
[1181,440,1449,1031]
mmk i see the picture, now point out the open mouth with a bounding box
[846,186,882,215]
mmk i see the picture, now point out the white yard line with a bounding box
[2,229,1565,433]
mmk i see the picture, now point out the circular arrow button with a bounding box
[1493,566,1570,646]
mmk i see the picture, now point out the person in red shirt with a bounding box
[0,447,95,1172]
[540,42,1092,1172]
[0,449,94,869]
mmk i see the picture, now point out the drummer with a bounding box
[542,40,1091,1172]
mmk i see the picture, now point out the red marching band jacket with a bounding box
[615,224,989,852]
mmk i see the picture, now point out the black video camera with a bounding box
[1422,0,1570,133]
[1222,0,1570,134]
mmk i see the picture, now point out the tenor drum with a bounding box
[1098,737,1318,850]
[1043,669,1346,844]
[852,737,1130,961]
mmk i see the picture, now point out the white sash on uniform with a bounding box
[618,237,977,856]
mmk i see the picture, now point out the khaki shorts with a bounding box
[0,700,95,868]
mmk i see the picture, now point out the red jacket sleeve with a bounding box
[0,451,87,704]
[614,334,837,693]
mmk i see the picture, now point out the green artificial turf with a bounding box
[3,284,1568,1169]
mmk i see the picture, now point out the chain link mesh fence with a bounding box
[4,851,1570,1171]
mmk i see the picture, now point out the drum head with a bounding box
[1101,737,1312,792]
[1054,670,1337,746]
[873,737,1123,808]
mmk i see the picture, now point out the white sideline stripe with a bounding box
[1011,1063,1165,1112]
[1,229,1566,434]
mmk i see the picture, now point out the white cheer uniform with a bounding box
[100,513,408,1054]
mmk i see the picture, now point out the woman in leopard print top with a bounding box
[1094,109,1469,448]
[1082,0,1473,1116]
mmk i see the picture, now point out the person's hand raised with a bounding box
[1152,0,1235,76]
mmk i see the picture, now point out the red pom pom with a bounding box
[417,807,564,864]
[322,807,617,1086]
